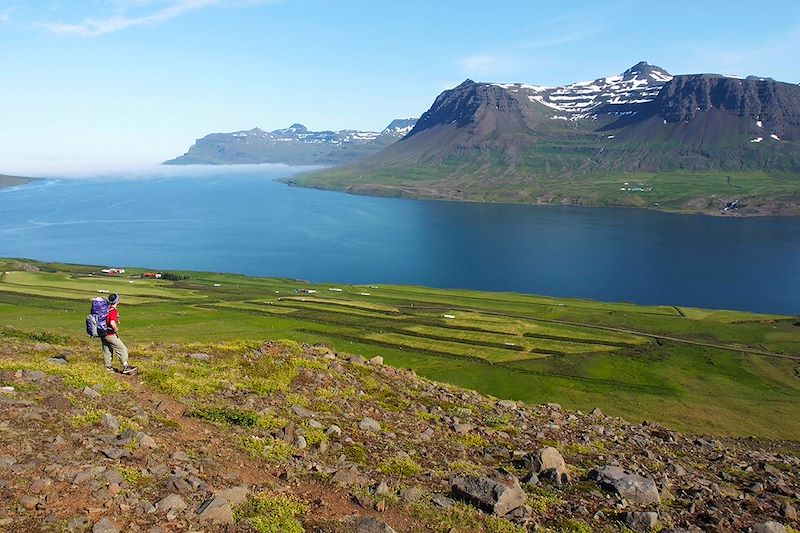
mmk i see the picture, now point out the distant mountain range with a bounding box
[287,62,800,215]
[164,119,417,166]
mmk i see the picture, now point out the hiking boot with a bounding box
[121,365,137,375]
[106,366,115,373]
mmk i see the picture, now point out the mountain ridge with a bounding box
[287,62,800,215]
[164,118,418,166]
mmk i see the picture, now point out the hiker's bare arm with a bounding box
[109,320,119,334]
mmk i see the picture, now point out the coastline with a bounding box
[280,178,800,218]
[0,174,37,191]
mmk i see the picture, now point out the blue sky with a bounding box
[1,0,799,169]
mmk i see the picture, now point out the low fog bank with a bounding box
[1,160,323,180]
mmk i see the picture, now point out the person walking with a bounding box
[102,293,136,374]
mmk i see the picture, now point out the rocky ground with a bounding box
[0,336,798,532]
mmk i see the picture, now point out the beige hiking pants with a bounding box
[101,335,129,367]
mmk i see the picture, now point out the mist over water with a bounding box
[1,167,799,315]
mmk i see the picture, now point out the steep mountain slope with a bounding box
[288,63,800,215]
[165,119,417,166]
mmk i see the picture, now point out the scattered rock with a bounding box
[359,417,381,432]
[750,522,788,533]
[155,493,187,513]
[624,511,659,531]
[328,361,346,372]
[66,515,91,532]
[372,480,390,496]
[349,355,366,364]
[399,486,426,502]
[47,357,67,365]
[42,394,71,411]
[135,431,158,450]
[101,413,119,431]
[187,352,211,362]
[590,407,604,418]
[82,386,101,400]
[590,466,660,505]
[781,503,797,521]
[451,471,527,517]
[215,486,249,506]
[20,495,40,510]
[332,466,369,486]
[326,424,342,438]
[368,356,384,365]
[196,496,234,524]
[291,404,315,418]
[355,516,397,533]
[91,517,121,533]
[523,446,568,480]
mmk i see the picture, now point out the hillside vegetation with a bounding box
[0,259,798,440]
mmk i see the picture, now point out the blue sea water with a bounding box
[1,166,798,314]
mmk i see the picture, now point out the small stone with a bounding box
[20,495,40,510]
[135,432,158,450]
[589,407,604,417]
[332,466,369,486]
[101,413,119,431]
[215,486,249,506]
[432,494,456,508]
[624,511,659,531]
[399,486,425,502]
[82,387,101,400]
[355,516,397,533]
[328,362,345,372]
[308,419,324,429]
[359,417,381,432]
[165,475,191,493]
[750,523,788,533]
[92,517,121,533]
[291,404,315,418]
[104,469,124,485]
[294,436,308,450]
[47,357,68,365]
[171,450,190,462]
[451,472,526,517]
[188,353,211,362]
[453,423,475,434]
[66,515,91,531]
[590,465,660,505]
[196,496,234,524]
[781,503,797,521]
[368,356,384,365]
[349,355,365,364]
[372,481,390,496]
[326,424,342,438]
[155,493,187,513]
[420,427,434,440]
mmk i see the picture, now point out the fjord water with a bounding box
[1,167,798,314]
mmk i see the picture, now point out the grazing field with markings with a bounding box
[1,259,798,439]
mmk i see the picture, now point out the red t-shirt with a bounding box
[106,308,120,336]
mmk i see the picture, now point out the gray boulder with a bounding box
[590,466,660,505]
[523,446,568,483]
[451,471,527,516]
[291,404,315,418]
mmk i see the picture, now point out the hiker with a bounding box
[101,293,136,374]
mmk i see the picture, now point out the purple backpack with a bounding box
[86,297,110,337]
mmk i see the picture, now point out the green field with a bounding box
[1,259,799,439]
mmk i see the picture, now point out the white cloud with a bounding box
[0,7,15,23]
[36,0,274,37]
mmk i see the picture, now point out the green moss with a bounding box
[343,444,368,464]
[447,460,484,476]
[456,433,489,448]
[302,425,328,446]
[240,436,295,463]
[556,518,593,533]
[187,406,261,427]
[0,326,70,345]
[0,359,127,395]
[115,466,148,485]
[379,455,422,477]
[526,486,566,515]
[234,493,307,533]
[406,501,525,533]
[71,409,103,427]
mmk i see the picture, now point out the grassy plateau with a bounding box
[1,258,799,440]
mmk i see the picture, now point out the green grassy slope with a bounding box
[1,259,799,439]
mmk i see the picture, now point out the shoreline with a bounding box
[281,178,800,218]
[0,174,37,191]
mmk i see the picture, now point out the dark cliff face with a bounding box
[658,75,800,139]
[406,80,527,138]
